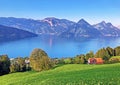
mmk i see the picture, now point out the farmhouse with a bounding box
[88,58,104,64]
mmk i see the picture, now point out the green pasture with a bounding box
[0,63,120,85]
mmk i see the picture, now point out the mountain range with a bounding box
[0,17,120,39]
[0,25,37,42]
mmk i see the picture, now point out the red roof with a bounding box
[88,58,103,64]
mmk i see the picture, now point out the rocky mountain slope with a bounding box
[93,21,120,37]
[0,25,37,41]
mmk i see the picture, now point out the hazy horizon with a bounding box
[0,0,120,26]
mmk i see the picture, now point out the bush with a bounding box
[74,55,86,64]
[64,58,73,64]
[109,58,120,64]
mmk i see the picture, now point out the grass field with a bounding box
[0,63,120,85]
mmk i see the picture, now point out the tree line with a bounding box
[56,46,120,64]
[1,46,120,76]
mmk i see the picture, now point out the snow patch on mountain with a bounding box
[43,19,53,26]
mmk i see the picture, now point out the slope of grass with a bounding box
[0,63,120,85]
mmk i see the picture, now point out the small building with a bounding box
[88,58,104,64]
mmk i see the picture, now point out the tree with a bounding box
[74,54,85,64]
[114,46,120,56]
[85,51,94,60]
[58,58,65,64]
[74,56,80,64]
[0,55,10,76]
[10,57,29,73]
[10,62,20,73]
[106,47,114,56]
[79,55,86,64]
[29,48,52,71]
[95,48,110,61]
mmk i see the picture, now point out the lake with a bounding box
[0,36,120,58]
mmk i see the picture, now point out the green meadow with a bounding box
[0,63,120,85]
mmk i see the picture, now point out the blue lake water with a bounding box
[0,36,120,58]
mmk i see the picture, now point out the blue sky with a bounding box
[0,0,120,26]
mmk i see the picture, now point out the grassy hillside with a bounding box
[0,63,120,85]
